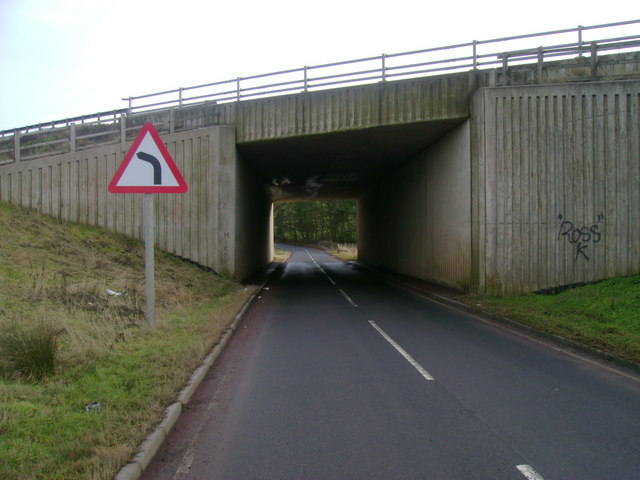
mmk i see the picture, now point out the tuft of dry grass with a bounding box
[0,321,60,380]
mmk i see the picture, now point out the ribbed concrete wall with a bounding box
[359,122,471,289]
[0,126,270,280]
[472,81,640,294]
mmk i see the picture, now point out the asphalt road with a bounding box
[142,245,640,480]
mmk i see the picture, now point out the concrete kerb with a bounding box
[114,278,268,480]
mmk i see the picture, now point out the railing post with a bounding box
[578,25,584,57]
[304,66,308,92]
[169,107,175,134]
[236,77,241,101]
[69,123,76,153]
[127,96,133,114]
[502,53,509,86]
[13,129,20,162]
[120,115,127,150]
[381,54,387,81]
[178,87,183,107]
[590,42,598,80]
[537,46,544,83]
[472,41,478,70]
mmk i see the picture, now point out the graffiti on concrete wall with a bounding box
[557,214,604,261]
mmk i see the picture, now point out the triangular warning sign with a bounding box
[108,122,188,193]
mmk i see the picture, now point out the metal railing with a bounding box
[1,19,639,163]
[121,19,640,114]
[0,110,129,164]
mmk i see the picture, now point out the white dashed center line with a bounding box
[306,249,336,285]
[339,289,358,307]
[517,464,545,480]
[304,249,549,479]
[368,320,435,381]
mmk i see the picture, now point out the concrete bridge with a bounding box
[2,33,640,294]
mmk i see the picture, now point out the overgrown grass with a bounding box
[462,275,640,365]
[325,244,357,261]
[0,201,258,479]
[0,322,59,380]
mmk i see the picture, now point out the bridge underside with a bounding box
[238,119,465,201]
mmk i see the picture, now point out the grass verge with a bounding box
[0,201,258,479]
[326,244,358,262]
[461,275,640,366]
[273,247,292,263]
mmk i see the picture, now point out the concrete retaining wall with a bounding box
[359,121,472,289]
[472,81,640,294]
[0,126,268,280]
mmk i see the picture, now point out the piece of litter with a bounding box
[85,401,101,411]
[258,296,262,299]
[263,287,270,291]
[106,289,122,296]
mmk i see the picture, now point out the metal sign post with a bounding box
[144,193,156,329]
[108,122,188,329]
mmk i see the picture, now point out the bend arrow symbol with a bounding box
[136,152,162,185]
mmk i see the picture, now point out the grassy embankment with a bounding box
[0,201,259,480]
[462,277,640,366]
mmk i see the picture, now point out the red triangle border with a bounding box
[108,122,188,194]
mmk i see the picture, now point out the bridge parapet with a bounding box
[3,48,640,166]
[3,19,639,164]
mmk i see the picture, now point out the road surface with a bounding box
[142,245,640,479]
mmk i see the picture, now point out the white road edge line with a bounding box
[368,320,435,381]
[516,464,545,480]
[339,289,358,307]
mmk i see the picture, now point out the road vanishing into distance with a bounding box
[142,245,640,480]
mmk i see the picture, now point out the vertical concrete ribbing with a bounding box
[473,81,640,294]
[0,126,248,279]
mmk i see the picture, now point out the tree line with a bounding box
[274,200,357,244]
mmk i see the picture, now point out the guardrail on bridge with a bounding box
[1,19,638,164]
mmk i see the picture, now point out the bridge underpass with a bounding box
[238,119,465,201]
[237,114,471,293]
[1,51,640,294]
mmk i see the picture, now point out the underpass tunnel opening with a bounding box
[273,199,358,253]
[237,118,472,290]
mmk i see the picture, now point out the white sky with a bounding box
[0,0,637,131]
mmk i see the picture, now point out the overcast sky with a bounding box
[0,0,637,130]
